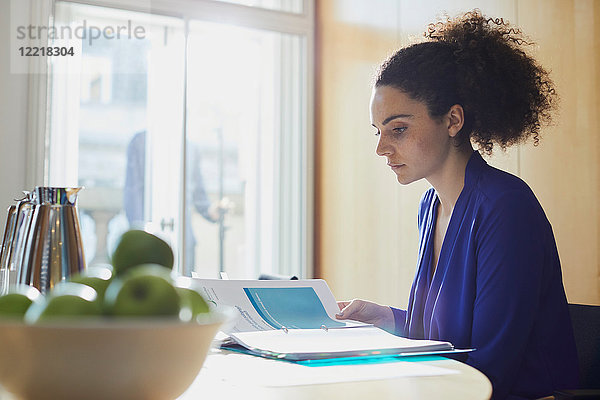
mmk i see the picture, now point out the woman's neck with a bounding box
[427,145,474,217]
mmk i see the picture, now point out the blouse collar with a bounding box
[464,150,486,187]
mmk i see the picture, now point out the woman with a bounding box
[335,11,579,400]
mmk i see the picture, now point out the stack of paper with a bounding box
[193,278,462,362]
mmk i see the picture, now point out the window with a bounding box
[45,0,313,279]
[212,0,303,13]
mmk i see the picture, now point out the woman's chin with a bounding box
[395,173,417,185]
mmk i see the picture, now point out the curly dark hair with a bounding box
[375,10,557,153]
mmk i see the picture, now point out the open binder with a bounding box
[193,278,468,362]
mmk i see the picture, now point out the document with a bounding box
[194,278,458,361]
[195,278,365,332]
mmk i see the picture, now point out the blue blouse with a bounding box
[390,151,579,400]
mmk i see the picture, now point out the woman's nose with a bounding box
[376,134,392,157]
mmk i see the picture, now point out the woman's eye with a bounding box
[393,127,407,134]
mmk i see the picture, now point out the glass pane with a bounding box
[48,2,185,268]
[186,21,306,279]
[213,0,303,14]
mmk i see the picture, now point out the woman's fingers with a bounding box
[337,301,350,312]
[334,299,395,331]
[335,300,362,319]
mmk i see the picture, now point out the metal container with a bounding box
[0,193,37,294]
[0,205,18,294]
[18,187,85,294]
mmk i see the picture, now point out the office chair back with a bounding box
[568,303,600,389]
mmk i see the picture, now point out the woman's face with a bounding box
[370,85,454,185]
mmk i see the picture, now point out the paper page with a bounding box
[192,278,366,333]
[230,326,452,356]
[199,352,458,387]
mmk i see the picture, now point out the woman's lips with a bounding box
[388,162,405,170]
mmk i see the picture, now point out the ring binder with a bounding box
[195,277,462,362]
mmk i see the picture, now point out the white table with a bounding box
[0,349,492,400]
[179,349,493,400]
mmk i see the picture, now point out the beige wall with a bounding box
[517,0,600,305]
[315,0,599,307]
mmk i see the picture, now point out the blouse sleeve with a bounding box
[391,307,407,335]
[466,189,546,399]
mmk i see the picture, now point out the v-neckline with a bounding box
[426,151,482,290]
[426,180,470,294]
[406,151,483,338]
[429,194,453,283]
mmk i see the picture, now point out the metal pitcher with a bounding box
[0,193,36,294]
[18,187,86,294]
[0,204,18,294]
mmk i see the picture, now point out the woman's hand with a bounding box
[336,299,395,333]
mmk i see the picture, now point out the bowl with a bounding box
[0,310,232,400]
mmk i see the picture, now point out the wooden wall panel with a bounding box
[315,0,410,306]
[517,0,600,304]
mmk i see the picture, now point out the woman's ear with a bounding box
[446,104,464,138]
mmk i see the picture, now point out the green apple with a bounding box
[0,285,42,319]
[123,263,174,282]
[111,230,174,276]
[104,273,180,317]
[173,276,210,322]
[25,283,102,323]
[176,287,210,321]
[69,266,113,301]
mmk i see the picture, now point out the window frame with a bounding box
[28,0,315,278]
